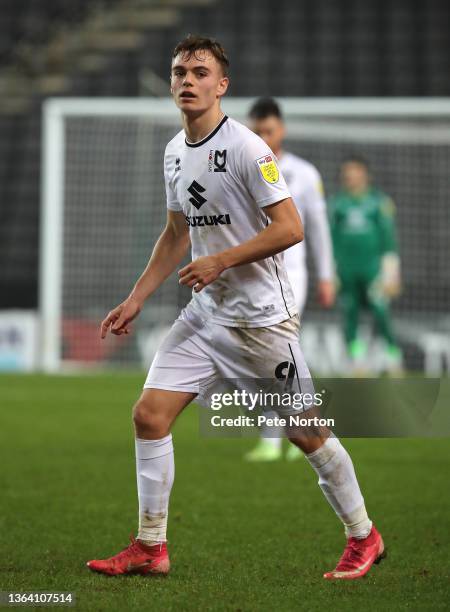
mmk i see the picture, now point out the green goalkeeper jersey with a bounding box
[328,187,398,278]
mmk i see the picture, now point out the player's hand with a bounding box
[178,255,225,292]
[383,279,402,298]
[100,296,142,339]
[317,279,335,308]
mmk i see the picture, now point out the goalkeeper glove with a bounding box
[381,252,401,298]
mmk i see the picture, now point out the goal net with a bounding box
[40,98,450,373]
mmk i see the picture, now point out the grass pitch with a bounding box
[0,373,449,611]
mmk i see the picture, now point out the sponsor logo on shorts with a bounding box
[185,214,231,227]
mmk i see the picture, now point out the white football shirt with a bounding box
[278,152,334,311]
[164,115,297,327]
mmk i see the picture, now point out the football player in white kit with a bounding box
[87,35,385,580]
[245,97,335,462]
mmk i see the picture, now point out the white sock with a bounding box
[261,411,283,450]
[135,434,174,546]
[305,436,372,539]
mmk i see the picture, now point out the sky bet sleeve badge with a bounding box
[256,154,279,184]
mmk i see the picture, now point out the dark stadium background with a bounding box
[1,0,449,311]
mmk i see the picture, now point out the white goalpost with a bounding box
[40,97,450,373]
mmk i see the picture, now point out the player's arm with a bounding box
[378,196,398,254]
[302,177,335,307]
[100,210,189,338]
[178,197,303,291]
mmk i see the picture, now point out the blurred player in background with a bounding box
[87,35,385,581]
[245,97,335,462]
[328,156,402,373]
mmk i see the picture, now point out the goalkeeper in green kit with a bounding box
[329,156,403,372]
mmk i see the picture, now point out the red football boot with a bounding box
[87,536,170,576]
[324,525,386,580]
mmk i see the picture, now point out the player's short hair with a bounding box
[248,97,283,121]
[172,34,229,76]
[342,155,370,170]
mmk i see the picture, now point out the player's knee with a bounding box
[287,427,330,455]
[133,397,169,437]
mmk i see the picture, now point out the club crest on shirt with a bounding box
[209,149,227,172]
[256,155,279,184]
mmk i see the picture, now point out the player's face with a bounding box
[170,51,229,115]
[250,116,285,155]
[340,162,370,195]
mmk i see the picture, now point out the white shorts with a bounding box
[144,305,313,414]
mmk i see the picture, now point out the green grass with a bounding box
[0,373,449,611]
